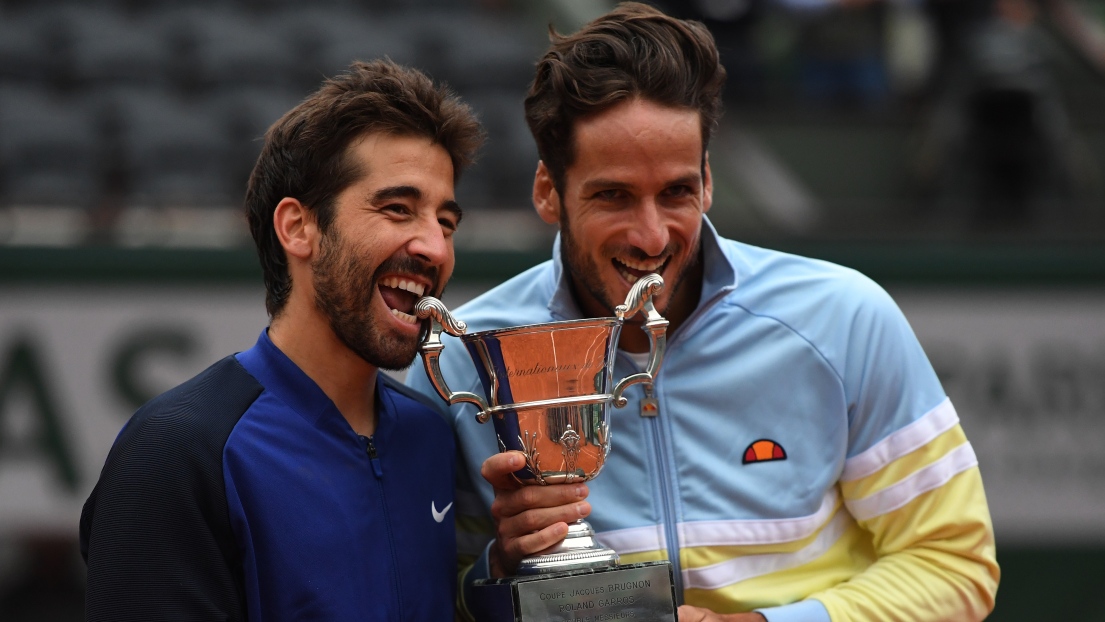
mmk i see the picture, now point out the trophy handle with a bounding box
[611,274,669,407]
[415,297,493,423]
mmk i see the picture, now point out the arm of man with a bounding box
[80,358,255,621]
[678,605,766,622]
[451,452,589,620]
[801,276,1000,621]
[480,451,591,577]
[80,419,246,621]
[810,420,999,621]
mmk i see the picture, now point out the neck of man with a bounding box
[268,294,379,437]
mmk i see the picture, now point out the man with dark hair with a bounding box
[81,59,484,621]
[406,4,999,621]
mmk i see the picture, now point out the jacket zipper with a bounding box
[365,435,404,619]
[645,377,685,602]
[636,284,735,604]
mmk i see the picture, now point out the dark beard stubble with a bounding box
[312,227,439,371]
[558,210,699,319]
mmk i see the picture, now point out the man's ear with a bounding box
[272,197,317,261]
[703,152,713,214]
[532,161,561,225]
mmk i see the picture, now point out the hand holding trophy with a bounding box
[415,274,677,622]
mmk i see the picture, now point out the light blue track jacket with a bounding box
[406,217,999,622]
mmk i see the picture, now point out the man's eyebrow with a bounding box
[580,178,631,192]
[370,185,421,203]
[666,174,702,188]
[580,175,702,194]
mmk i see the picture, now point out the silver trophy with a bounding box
[416,274,677,622]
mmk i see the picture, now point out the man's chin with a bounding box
[359,352,418,373]
[376,360,417,373]
[334,324,421,372]
[364,339,421,372]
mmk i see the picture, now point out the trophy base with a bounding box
[469,560,677,622]
[517,520,618,575]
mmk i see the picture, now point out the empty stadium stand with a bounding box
[0,0,544,224]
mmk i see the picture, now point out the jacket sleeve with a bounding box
[80,368,251,622]
[807,279,999,621]
[816,453,998,621]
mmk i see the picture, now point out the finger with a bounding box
[500,521,571,562]
[496,500,590,540]
[493,482,590,518]
[481,451,527,490]
[677,605,708,622]
[489,520,572,578]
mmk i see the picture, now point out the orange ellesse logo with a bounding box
[742,439,787,464]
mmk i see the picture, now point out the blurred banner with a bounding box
[1,283,1102,545]
[0,286,266,535]
[892,287,1105,545]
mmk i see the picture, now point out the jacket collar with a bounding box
[237,328,391,440]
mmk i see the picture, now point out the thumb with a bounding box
[480,451,526,490]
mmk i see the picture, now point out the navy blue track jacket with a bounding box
[80,329,456,621]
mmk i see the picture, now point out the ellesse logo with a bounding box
[742,439,787,464]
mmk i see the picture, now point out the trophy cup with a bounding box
[415,274,677,622]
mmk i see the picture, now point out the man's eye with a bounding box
[665,185,693,197]
[383,203,410,215]
[593,189,622,201]
[439,217,458,233]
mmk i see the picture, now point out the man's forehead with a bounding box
[566,142,705,188]
[567,100,702,158]
[571,98,701,138]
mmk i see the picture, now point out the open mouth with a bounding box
[378,276,426,325]
[613,256,668,284]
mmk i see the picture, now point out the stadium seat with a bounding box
[0,0,544,213]
[102,87,232,206]
[0,86,100,206]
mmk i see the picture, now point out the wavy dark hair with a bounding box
[245,59,484,317]
[524,2,725,194]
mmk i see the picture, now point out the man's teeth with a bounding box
[380,277,426,297]
[616,268,642,284]
[617,258,665,272]
[615,258,664,283]
[390,308,418,324]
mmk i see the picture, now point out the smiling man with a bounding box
[406,4,999,622]
[80,60,484,621]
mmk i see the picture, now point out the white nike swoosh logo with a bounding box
[431,501,453,523]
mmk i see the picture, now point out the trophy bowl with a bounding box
[415,274,669,575]
[458,315,621,487]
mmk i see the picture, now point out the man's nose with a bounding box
[627,201,669,257]
[407,215,451,267]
